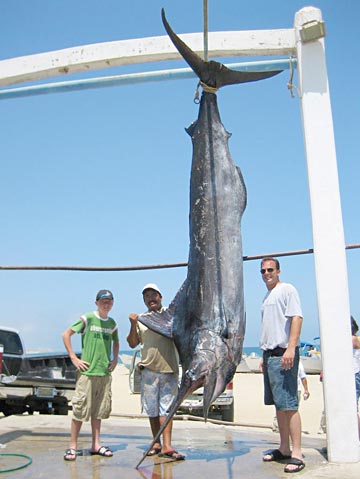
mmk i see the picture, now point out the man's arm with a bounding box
[109,340,120,371]
[282,315,303,369]
[301,377,310,399]
[127,313,140,348]
[62,326,89,371]
[288,315,303,349]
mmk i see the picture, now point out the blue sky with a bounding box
[0,1,359,352]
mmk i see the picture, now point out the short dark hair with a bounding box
[351,316,359,335]
[261,257,280,270]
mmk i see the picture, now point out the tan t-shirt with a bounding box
[137,321,179,373]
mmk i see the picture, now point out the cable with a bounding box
[203,0,208,61]
[0,243,358,271]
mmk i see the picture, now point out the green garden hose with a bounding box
[0,453,32,473]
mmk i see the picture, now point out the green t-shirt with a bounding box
[71,311,119,376]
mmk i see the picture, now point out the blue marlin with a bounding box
[136,10,281,467]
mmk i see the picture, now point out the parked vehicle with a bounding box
[0,326,76,416]
[128,349,234,422]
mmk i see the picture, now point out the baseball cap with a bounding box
[96,290,114,301]
[142,283,162,296]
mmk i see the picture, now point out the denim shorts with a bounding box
[355,371,360,411]
[141,368,178,417]
[263,348,299,411]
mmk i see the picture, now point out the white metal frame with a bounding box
[0,6,357,463]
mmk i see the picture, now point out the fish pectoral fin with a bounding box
[137,314,173,339]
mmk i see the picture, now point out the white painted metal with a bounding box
[0,59,293,100]
[0,29,295,87]
[295,7,359,463]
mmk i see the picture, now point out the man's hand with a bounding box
[71,356,90,371]
[127,313,140,348]
[281,348,295,370]
[108,358,117,372]
[129,312,138,323]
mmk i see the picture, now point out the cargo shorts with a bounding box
[72,374,112,421]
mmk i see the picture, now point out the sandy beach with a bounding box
[110,364,325,438]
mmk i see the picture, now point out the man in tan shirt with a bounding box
[127,283,185,460]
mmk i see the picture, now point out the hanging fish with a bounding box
[136,9,282,468]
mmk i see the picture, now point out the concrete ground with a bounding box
[0,414,359,479]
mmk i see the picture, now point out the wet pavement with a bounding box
[0,414,359,478]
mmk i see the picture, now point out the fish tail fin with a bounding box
[161,8,282,90]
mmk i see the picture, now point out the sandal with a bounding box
[64,448,78,461]
[284,457,305,473]
[158,449,185,461]
[91,446,113,457]
[263,449,291,462]
[147,446,162,456]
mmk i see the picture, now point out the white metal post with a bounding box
[295,7,359,463]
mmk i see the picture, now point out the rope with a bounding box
[194,80,219,104]
[0,453,32,473]
[287,56,301,98]
[0,243,358,272]
[200,81,218,94]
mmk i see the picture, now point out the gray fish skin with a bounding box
[174,89,247,410]
[135,10,282,468]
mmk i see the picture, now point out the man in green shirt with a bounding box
[62,289,119,461]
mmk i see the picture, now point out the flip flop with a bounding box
[147,446,162,456]
[91,446,113,457]
[284,457,305,473]
[263,449,291,462]
[64,448,78,461]
[158,449,185,461]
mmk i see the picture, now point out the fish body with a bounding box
[173,89,247,408]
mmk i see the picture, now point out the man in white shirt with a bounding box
[260,257,305,474]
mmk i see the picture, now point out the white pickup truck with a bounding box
[0,326,76,416]
[128,349,234,422]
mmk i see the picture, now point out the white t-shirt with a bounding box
[260,282,303,350]
[298,360,306,389]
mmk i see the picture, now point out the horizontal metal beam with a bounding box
[0,29,295,87]
[0,58,294,100]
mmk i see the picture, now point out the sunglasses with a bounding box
[260,268,274,274]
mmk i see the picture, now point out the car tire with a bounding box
[221,401,234,422]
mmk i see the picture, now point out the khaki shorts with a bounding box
[72,374,112,422]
